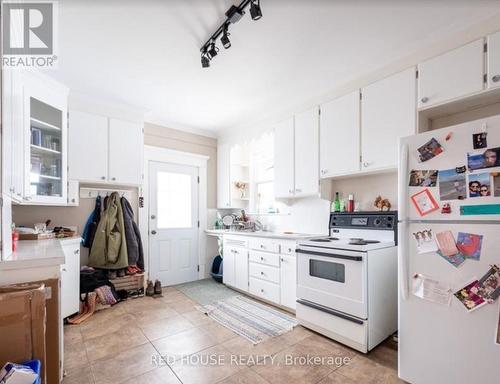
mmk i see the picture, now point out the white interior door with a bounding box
[149,161,199,286]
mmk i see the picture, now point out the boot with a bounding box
[146,280,154,296]
[154,280,162,296]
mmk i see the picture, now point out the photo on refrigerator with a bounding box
[468,173,491,198]
[438,168,467,201]
[454,280,487,312]
[493,173,500,197]
[467,147,500,170]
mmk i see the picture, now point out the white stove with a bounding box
[296,211,398,353]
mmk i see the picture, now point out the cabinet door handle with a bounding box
[151,230,157,235]
[295,188,302,193]
[260,288,264,293]
[260,256,264,261]
[363,162,371,168]
[260,271,264,276]
[74,249,79,254]
[101,176,106,180]
[112,177,116,181]
[281,257,284,262]
[62,268,67,272]
[492,75,500,83]
[71,198,76,203]
[420,97,429,103]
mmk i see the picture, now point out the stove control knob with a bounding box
[374,218,381,226]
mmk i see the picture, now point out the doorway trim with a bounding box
[140,145,209,282]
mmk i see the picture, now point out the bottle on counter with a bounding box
[348,194,354,212]
[332,192,341,212]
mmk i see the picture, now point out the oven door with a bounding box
[296,245,367,319]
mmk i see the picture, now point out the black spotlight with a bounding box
[201,51,210,68]
[221,25,231,49]
[225,5,245,24]
[250,0,262,21]
[207,42,218,58]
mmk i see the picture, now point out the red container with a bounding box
[12,231,19,252]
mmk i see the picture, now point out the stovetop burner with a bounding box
[310,238,331,242]
[349,239,381,245]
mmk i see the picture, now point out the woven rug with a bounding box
[199,295,298,344]
[175,278,239,305]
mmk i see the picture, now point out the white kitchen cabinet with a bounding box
[223,246,236,286]
[273,118,295,198]
[234,248,249,292]
[60,240,81,319]
[108,118,143,185]
[294,107,319,196]
[320,91,360,178]
[418,39,484,108]
[69,110,108,183]
[217,143,231,208]
[68,112,144,186]
[23,73,69,205]
[361,67,417,171]
[280,254,297,310]
[487,31,500,89]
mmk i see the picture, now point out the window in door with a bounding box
[156,171,192,229]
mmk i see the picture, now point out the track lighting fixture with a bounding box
[207,41,218,58]
[221,26,231,49]
[200,0,263,67]
[201,52,210,68]
[225,5,245,24]
[250,0,262,21]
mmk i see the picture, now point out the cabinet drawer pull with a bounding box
[280,257,284,262]
[112,177,116,181]
[260,256,264,261]
[101,176,106,180]
[260,271,264,276]
[260,289,264,293]
[492,75,500,83]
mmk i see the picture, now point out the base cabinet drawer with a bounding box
[249,250,280,267]
[248,238,280,253]
[249,277,280,303]
[249,262,280,284]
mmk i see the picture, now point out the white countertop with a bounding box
[0,236,81,271]
[205,229,319,240]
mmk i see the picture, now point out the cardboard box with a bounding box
[0,284,46,383]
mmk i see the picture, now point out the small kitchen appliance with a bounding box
[296,211,398,353]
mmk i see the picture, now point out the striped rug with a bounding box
[200,295,298,344]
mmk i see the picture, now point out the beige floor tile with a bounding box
[199,322,240,344]
[336,355,403,384]
[365,338,398,370]
[62,364,95,384]
[317,371,357,384]
[250,345,333,384]
[64,325,84,346]
[140,315,196,341]
[168,299,198,314]
[152,327,217,361]
[221,327,313,366]
[122,366,181,384]
[170,345,241,384]
[182,309,213,326]
[132,306,180,327]
[160,291,193,303]
[121,297,165,312]
[91,343,158,384]
[84,326,149,362]
[79,312,138,340]
[217,368,270,384]
[64,342,89,372]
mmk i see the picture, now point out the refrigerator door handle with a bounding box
[398,141,410,300]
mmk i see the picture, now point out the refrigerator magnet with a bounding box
[473,132,488,149]
[454,280,488,312]
[411,189,439,216]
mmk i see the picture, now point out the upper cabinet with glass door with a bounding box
[23,72,69,205]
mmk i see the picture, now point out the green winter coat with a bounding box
[88,192,128,269]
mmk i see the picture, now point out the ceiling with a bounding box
[48,0,500,136]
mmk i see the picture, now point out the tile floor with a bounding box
[63,286,404,384]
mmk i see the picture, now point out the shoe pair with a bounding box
[146,280,162,296]
[126,265,142,275]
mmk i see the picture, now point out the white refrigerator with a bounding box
[398,115,500,384]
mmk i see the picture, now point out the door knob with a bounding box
[151,230,157,235]
[492,75,500,83]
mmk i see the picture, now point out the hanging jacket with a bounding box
[121,196,144,270]
[88,192,128,269]
[82,196,102,249]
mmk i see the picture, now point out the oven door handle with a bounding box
[296,299,365,325]
[296,249,363,261]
